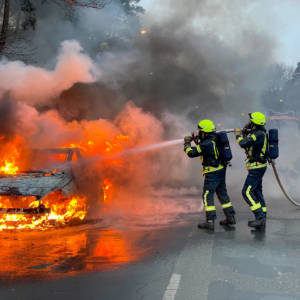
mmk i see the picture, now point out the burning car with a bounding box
[0,148,82,215]
[0,146,88,230]
[0,129,129,230]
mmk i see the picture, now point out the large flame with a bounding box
[0,131,131,231]
[0,136,23,175]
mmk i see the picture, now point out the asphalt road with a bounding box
[1,188,300,300]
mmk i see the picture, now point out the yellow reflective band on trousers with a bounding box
[203,190,216,212]
[246,161,267,170]
[246,185,262,211]
[185,147,192,154]
[206,206,216,211]
[203,164,224,174]
[203,190,209,207]
[237,136,243,143]
[262,207,267,212]
[222,202,232,209]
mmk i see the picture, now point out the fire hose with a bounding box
[269,160,300,207]
[191,128,300,207]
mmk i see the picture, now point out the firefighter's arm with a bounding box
[236,132,257,148]
[185,145,202,158]
[184,136,202,158]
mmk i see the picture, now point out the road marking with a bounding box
[162,273,181,300]
[171,227,214,300]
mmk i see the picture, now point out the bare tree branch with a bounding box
[0,0,10,52]
[61,0,112,9]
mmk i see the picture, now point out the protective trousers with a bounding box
[202,168,235,221]
[242,167,267,220]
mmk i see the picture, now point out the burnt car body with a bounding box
[0,148,81,214]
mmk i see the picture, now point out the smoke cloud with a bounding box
[89,0,277,121]
[0,40,97,105]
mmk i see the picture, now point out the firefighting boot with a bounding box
[248,218,266,229]
[197,220,214,230]
[220,216,236,226]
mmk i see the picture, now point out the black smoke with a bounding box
[50,0,277,125]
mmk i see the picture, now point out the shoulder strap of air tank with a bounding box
[259,131,269,160]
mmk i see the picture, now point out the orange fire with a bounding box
[0,131,131,231]
[0,192,87,231]
[0,135,24,175]
[0,161,18,174]
[64,132,131,203]
[103,178,113,203]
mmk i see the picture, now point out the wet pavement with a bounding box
[0,191,300,300]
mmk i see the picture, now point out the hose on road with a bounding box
[270,160,300,207]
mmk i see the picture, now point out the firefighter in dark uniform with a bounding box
[184,120,236,230]
[235,112,268,229]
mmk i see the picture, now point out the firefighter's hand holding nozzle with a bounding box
[234,128,242,136]
[184,136,193,143]
[184,136,193,152]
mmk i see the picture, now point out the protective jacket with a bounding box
[236,127,268,170]
[185,134,224,174]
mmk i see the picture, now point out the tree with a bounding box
[261,63,294,111]
[68,0,112,9]
[0,0,10,52]
[0,0,144,56]
[120,0,144,15]
[21,0,36,30]
[49,0,113,12]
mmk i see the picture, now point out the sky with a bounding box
[140,0,300,67]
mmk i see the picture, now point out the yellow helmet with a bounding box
[249,112,266,126]
[198,119,216,133]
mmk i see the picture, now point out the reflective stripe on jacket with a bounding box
[236,129,268,170]
[185,134,224,174]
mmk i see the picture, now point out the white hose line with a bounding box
[270,160,300,207]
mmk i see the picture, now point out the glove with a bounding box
[184,136,193,143]
[234,128,242,135]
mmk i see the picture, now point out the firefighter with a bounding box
[184,120,236,230]
[235,112,268,230]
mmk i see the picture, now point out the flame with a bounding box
[103,178,113,203]
[0,192,87,231]
[140,29,148,35]
[0,136,24,175]
[0,160,19,174]
[64,133,130,156]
